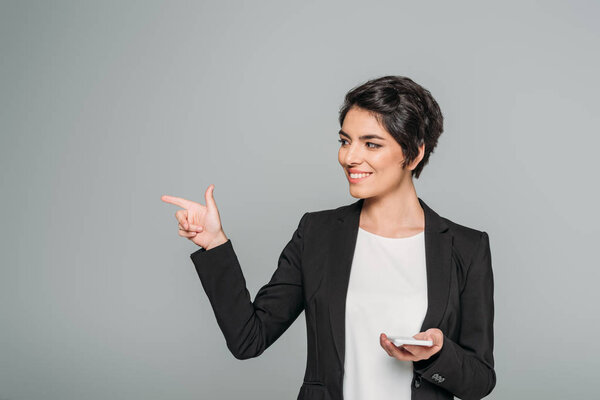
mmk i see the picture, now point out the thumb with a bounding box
[413,332,428,340]
[205,184,218,213]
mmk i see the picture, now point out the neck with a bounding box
[360,181,424,234]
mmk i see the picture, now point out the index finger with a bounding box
[161,195,195,209]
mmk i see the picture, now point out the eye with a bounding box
[338,139,381,149]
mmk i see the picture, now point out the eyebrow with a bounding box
[338,129,386,141]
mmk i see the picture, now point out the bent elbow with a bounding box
[231,351,254,360]
[465,368,496,400]
[457,366,496,400]
[484,368,497,397]
[229,348,258,360]
[227,339,266,360]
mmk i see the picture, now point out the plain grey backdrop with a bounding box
[1,1,599,399]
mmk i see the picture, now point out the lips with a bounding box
[347,171,373,183]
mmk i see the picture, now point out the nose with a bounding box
[343,143,364,166]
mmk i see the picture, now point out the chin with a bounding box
[349,187,370,199]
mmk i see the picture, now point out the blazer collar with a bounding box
[326,197,452,370]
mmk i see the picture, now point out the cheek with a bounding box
[372,155,396,173]
[373,161,405,183]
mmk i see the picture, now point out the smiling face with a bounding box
[338,106,423,199]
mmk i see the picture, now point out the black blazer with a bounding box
[190,197,495,400]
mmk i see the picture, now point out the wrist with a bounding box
[205,231,228,250]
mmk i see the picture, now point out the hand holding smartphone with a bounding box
[387,336,433,347]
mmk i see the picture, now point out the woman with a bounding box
[161,76,496,400]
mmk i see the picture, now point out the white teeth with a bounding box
[350,173,372,178]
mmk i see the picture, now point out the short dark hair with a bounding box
[338,75,444,179]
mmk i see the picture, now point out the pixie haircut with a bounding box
[338,75,444,179]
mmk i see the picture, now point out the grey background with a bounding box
[1,1,599,399]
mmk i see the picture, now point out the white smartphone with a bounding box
[387,336,433,347]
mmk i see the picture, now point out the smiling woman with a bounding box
[163,75,495,400]
[338,76,444,178]
[335,77,444,217]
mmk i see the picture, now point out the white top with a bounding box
[343,227,428,400]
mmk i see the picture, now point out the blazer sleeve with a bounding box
[413,231,496,400]
[189,212,309,360]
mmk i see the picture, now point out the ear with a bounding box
[408,143,426,170]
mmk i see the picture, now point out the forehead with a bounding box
[341,107,389,139]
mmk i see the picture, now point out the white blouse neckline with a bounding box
[358,226,424,240]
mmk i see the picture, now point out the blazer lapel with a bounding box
[326,197,452,370]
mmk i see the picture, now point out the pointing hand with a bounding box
[161,184,228,250]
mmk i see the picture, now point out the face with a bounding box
[338,106,424,199]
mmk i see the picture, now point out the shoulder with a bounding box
[418,196,491,269]
[444,216,487,244]
[438,212,491,276]
[300,201,357,229]
[305,203,351,219]
[417,196,487,246]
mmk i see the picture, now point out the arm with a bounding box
[190,212,309,360]
[414,231,496,400]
